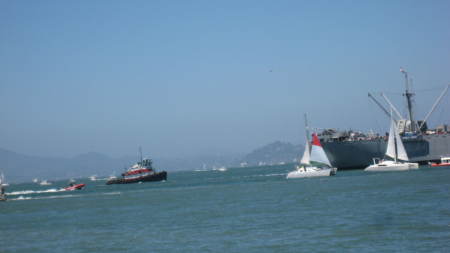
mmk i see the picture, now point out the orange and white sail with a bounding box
[310,133,332,167]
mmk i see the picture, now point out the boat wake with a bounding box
[102,191,121,195]
[9,191,122,201]
[240,173,286,179]
[194,169,211,172]
[10,194,78,201]
[7,188,66,196]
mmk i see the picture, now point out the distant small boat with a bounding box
[32,178,39,183]
[0,172,7,201]
[365,113,419,172]
[217,167,227,172]
[64,183,86,191]
[430,156,450,167]
[89,175,97,181]
[39,180,52,186]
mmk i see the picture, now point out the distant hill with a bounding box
[0,148,135,183]
[240,141,302,166]
[0,141,303,183]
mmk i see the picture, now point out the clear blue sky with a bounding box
[1,0,449,158]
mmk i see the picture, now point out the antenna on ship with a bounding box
[400,67,416,132]
[138,146,143,168]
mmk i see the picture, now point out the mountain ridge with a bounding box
[0,141,303,183]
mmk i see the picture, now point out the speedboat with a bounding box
[430,156,450,167]
[64,183,86,191]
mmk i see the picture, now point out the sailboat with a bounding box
[365,116,419,171]
[287,116,337,179]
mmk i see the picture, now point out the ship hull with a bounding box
[322,134,450,170]
[106,171,167,185]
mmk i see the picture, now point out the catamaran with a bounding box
[287,115,337,179]
[365,115,419,171]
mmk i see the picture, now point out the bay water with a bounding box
[1,165,449,252]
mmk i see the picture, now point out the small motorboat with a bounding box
[64,183,86,191]
[0,172,6,201]
[40,180,52,186]
[430,156,450,167]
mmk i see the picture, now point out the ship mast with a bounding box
[400,68,416,132]
[304,113,310,143]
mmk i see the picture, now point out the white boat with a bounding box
[89,175,97,181]
[39,180,52,186]
[1,172,7,201]
[217,167,227,172]
[365,115,419,172]
[0,172,8,187]
[287,115,337,179]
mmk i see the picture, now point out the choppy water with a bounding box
[1,165,450,252]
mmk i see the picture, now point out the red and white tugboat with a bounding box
[106,157,167,185]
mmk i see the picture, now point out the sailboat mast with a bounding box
[394,132,398,163]
[304,113,310,142]
[401,68,416,132]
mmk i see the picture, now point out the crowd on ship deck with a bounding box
[318,125,449,143]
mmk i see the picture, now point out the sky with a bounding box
[1,0,450,158]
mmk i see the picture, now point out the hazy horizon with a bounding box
[1,1,450,159]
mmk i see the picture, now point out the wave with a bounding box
[6,188,66,196]
[9,194,78,201]
[9,191,122,201]
[241,173,286,178]
[102,191,121,195]
[194,169,211,172]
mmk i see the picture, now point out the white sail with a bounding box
[385,119,397,160]
[310,133,332,167]
[385,118,409,161]
[394,123,409,161]
[300,140,311,165]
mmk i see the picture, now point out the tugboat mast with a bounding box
[400,68,416,132]
[139,146,143,168]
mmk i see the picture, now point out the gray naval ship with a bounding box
[319,69,450,170]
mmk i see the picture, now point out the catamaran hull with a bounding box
[106,171,167,185]
[286,168,335,179]
[364,163,419,172]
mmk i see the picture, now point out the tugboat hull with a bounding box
[106,171,167,185]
